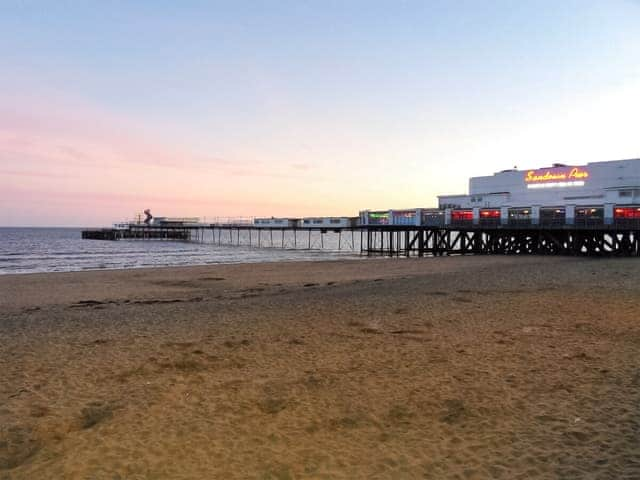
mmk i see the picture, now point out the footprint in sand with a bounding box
[79,401,115,429]
[390,329,424,335]
[0,425,41,470]
[440,399,467,424]
[361,327,383,335]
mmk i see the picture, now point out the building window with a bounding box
[451,210,473,221]
[540,207,565,225]
[575,207,604,226]
[508,208,531,219]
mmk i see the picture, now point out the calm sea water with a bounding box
[0,228,362,275]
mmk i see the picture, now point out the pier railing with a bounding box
[205,217,254,226]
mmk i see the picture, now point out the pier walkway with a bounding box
[81,223,640,257]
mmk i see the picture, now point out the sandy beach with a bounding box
[1,256,639,479]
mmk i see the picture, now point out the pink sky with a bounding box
[1,93,373,226]
[3,80,640,227]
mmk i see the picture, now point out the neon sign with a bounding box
[525,166,589,189]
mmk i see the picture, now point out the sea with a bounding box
[0,227,362,275]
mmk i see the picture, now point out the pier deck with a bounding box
[364,225,640,257]
[81,223,640,257]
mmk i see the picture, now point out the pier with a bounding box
[364,225,640,257]
[82,223,640,257]
[82,226,190,241]
[81,158,640,258]
[82,223,362,252]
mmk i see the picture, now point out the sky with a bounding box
[1,0,639,226]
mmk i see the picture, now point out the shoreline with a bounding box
[0,251,363,278]
[0,252,586,279]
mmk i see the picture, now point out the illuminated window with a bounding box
[480,209,500,218]
[452,210,473,221]
[614,207,640,219]
[508,208,531,220]
[575,207,604,225]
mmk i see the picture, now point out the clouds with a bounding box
[0,91,338,225]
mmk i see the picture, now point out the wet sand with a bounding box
[1,256,639,479]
